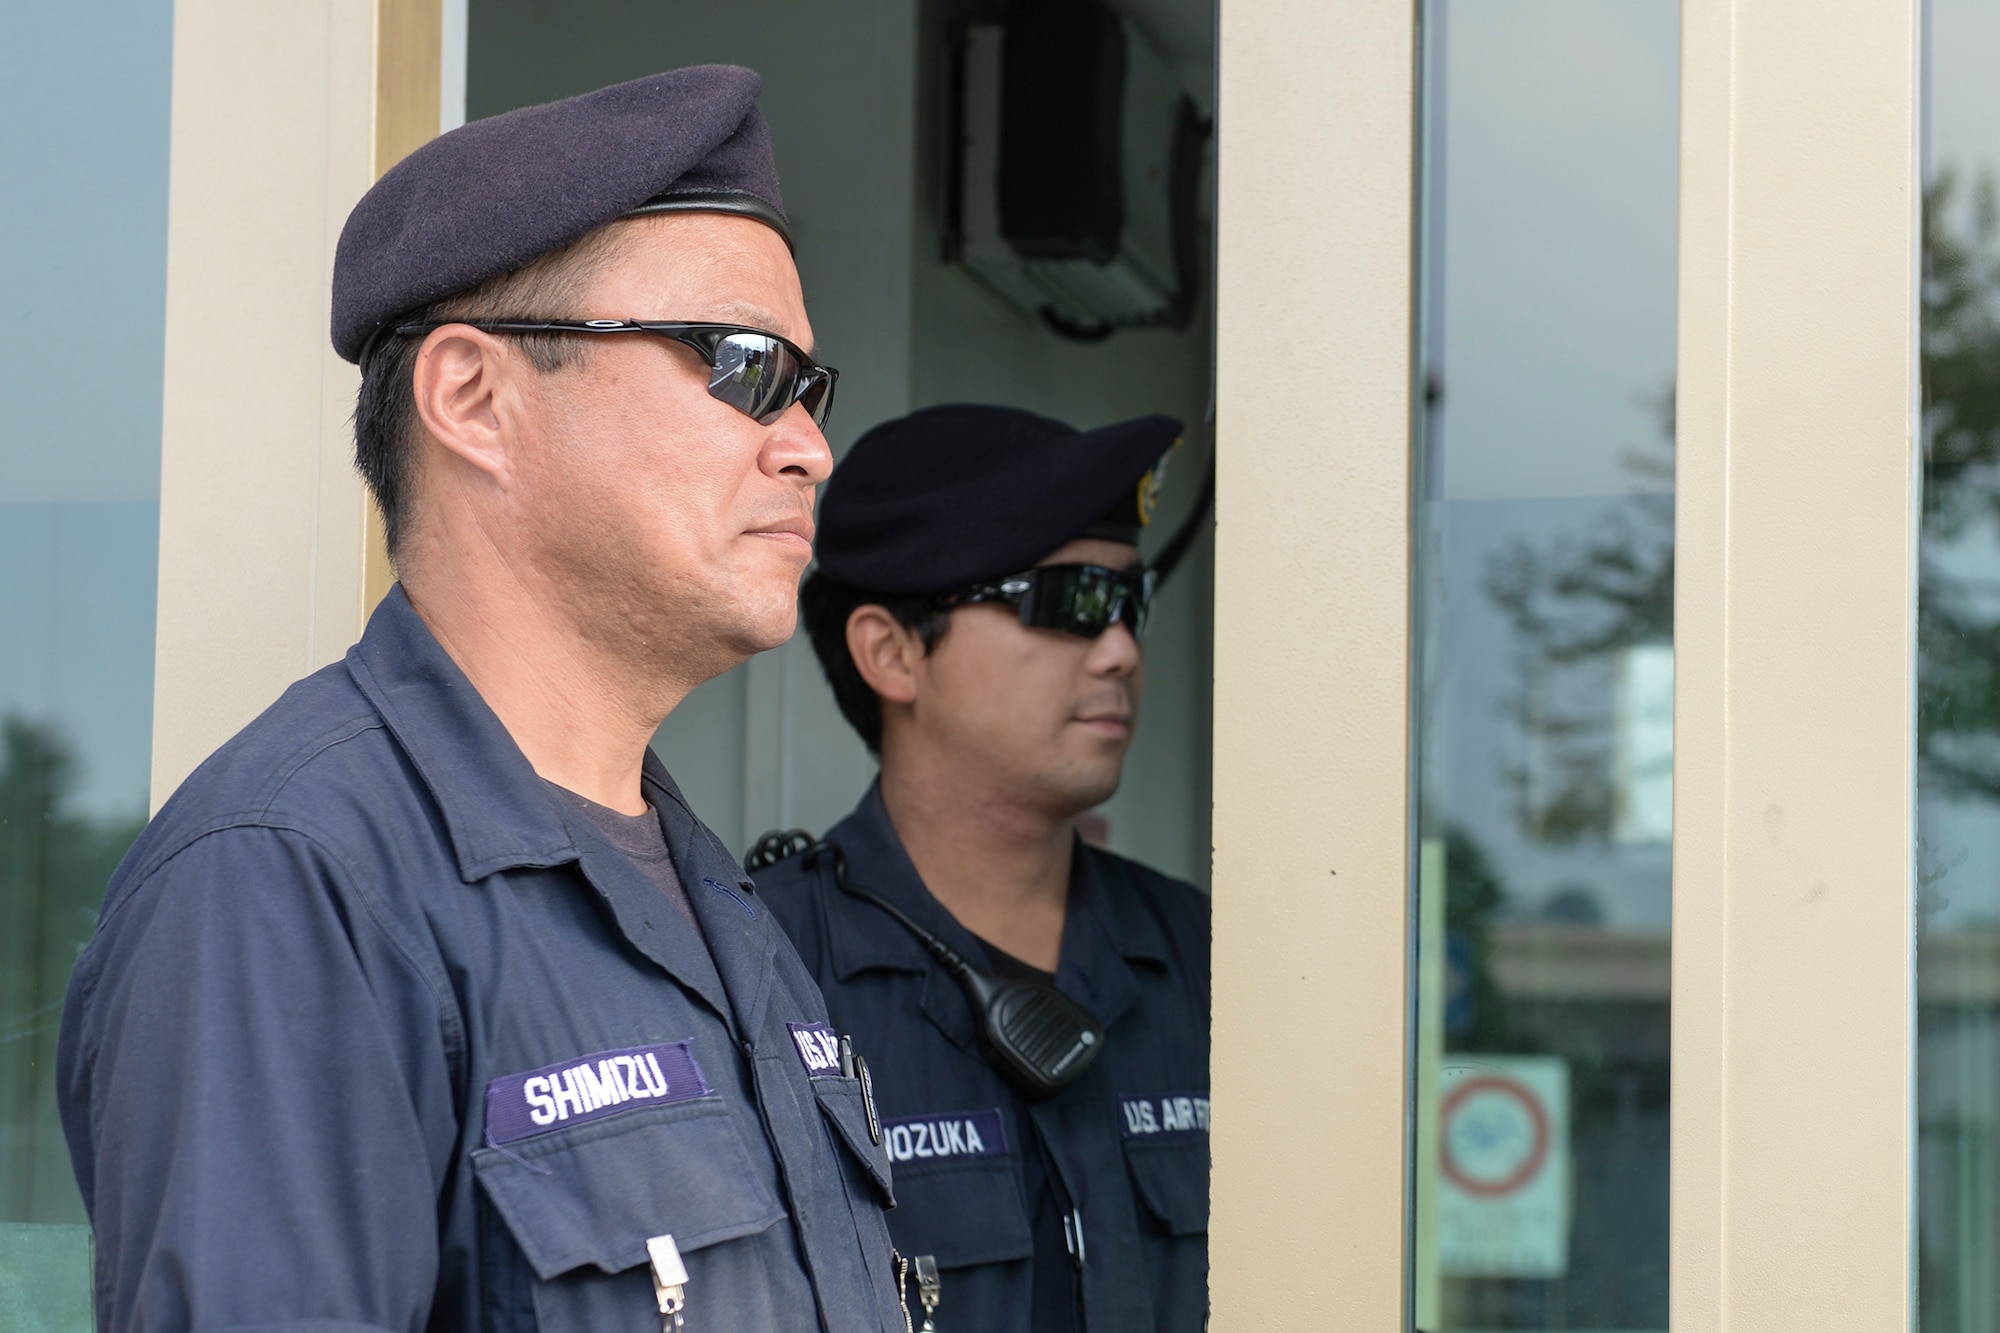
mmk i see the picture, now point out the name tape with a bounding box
[881,1108,1009,1164]
[485,1041,708,1146]
[1120,1092,1210,1138]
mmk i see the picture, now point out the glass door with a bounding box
[1,4,173,1326]
[1409,4,1679,1328]
[1919,2,2000,1328]
[1211,0,1922,1326]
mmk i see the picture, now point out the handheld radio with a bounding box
[746,831,1104,1098]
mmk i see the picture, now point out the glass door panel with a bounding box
[1,3,172,1324]
[1411,3,1678,1328]
[1921,4,2000,1329]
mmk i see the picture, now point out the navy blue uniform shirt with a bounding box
[756,786,1210,1333]
[57,587,904,1333]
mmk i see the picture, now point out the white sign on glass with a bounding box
[1437,1056,1571,1278]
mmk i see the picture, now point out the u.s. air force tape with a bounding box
[484,1040,709,1146]
[787,1021,844,1078]
[1119,1092,1211,1137]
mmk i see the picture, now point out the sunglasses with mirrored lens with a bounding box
[389,318,839,429]
[933,563,1157,641]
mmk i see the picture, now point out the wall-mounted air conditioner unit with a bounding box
[954,0,1207,341]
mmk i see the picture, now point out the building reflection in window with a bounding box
[1410,3,1677,1328]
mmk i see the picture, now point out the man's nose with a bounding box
[768,404,834,484]
[1088,622,1143,675]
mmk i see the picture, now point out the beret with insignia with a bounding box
[333,64,788,364]
[814,404,1183,595]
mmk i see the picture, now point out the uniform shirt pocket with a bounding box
[812,1077,897,1206]
[471,1096,787,1280]
[882,1155,1035,1333]
[1122,1134,1210,1237]
[887,1154,1033,1270]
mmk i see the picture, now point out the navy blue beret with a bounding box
[813,405,1183,595]
[333,65,788,364]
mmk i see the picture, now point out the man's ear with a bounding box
[409,325,528,483]
[847,605,924,707]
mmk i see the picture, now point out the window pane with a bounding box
[0,2,171,1321]
[1919,4,2000,1329]
[1410,3,1677,1329]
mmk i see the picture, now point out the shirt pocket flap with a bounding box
[471,1098,787,1281]
[888,1159,1034,1269]
[813,1079,896,1206]
[1123,1135,1210,1236]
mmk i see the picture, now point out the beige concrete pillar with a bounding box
[1673,1,1920,1329]
[1209,0,1418,1326]
[152,1,439,804]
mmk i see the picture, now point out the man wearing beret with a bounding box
[752,405,1211,1333]
[58,67,907,1332]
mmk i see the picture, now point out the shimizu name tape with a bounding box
[787,1021,844,1079]
[1119,1092,1211,1138]
[881,1108,1008,1165]
[485,1041,709,1146]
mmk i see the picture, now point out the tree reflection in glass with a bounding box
[0,714,143,1225]
[1918,162,2000,1333]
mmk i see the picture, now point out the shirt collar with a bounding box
[1068,833,1177,970]
[640,751,760,898]
[822,782,969,980]
[344,584,577,882]
[822,780,1176,983]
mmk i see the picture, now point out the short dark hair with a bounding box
[351,222,631,562]
[800,571,952,754]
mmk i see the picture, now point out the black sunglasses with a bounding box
[389,318,839,430]
[932,563,1157,642]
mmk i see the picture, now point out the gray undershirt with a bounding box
[546,781,702,933]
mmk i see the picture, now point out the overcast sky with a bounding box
[1932,0,2000,183]
[0,3,170,505]
[1432,0,1679,503]
[0,2,170,818]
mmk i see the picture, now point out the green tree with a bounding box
[1442,824,1518,1053]
[1483,400,1675,844]
[0,713,144,1222]
[1920,170,2000,805]
[1486,172,2000,826]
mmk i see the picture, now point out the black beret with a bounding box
[814,405,1183,595]
[332,65,787,364]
